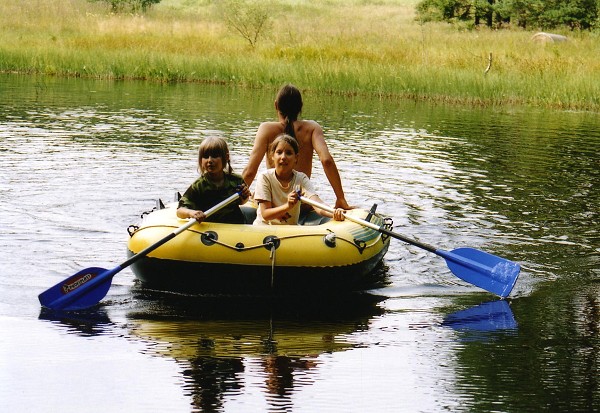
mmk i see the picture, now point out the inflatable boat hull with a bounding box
[127,204,391,295]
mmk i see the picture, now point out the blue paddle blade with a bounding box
[38,267,115,311]
[439,247,520,298]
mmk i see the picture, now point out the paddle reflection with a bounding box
[38,307,114,337]
[127,291,384,412]
[442,299,518,340]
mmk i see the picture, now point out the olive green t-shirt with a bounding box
[178,173,245,224]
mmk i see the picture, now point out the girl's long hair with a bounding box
[275,84,303,139]
[198,136,233,175]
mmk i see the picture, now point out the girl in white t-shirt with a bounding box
[253,134,345,225]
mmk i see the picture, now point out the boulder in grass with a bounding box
[531,32,568,43]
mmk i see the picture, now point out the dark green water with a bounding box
[1,74,598,412]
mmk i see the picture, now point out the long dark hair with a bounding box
[275,84,303,139]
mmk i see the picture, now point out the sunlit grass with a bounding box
[1,0,599,110]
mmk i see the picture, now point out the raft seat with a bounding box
[240,205,257,224]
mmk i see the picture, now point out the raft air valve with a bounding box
[323,232,337,248]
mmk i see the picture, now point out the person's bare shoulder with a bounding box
[296,119,321,131]
[304,119,321,128]
[257,121,284,136]
[295,119,322,142]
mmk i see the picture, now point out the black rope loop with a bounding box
[140,207,156,219]
[127,225,139,237]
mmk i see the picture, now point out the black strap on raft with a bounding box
[353,239,367,254]
[365,203,378,222]
[140,208,155,219]
[352,203,378,253]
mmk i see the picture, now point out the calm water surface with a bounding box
[0,74,598,412]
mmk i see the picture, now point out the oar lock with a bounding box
[128,199,169,236]
[382,217,393,241]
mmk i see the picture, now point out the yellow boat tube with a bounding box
[127,203,392,295]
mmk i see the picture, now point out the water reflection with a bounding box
[182,356,244,412]
[38,307,114,337]
[446,285,600,413]
[127,291,384,412]
[2,74,600,412]
[442,300,518,342]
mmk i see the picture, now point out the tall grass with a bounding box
[1,0,599,110]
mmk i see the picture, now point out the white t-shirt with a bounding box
[253,169,316,225]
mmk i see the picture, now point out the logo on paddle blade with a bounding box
[62,272,95,294]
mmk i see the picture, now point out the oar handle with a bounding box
[298,194,437,253]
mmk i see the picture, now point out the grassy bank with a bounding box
[1,0,599,110]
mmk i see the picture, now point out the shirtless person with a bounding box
[242,84,351,210]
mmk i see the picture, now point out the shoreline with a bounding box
[1,0,599,112]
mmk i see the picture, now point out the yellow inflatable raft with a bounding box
[127,202,392,295]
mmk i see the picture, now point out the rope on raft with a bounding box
[128,225,382,253]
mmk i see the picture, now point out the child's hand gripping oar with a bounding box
[298,194,520,298]
[39,191,243,311]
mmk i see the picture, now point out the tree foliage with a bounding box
[90,0,162,13]
[216,0,272,48]
[416,0,600,30]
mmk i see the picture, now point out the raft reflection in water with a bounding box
[127,291,385,411]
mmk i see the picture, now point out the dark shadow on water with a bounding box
[128,286,387,321]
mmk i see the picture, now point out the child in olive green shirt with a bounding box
[178,137,250,224]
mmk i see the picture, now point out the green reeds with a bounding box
[1,0,599,110]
